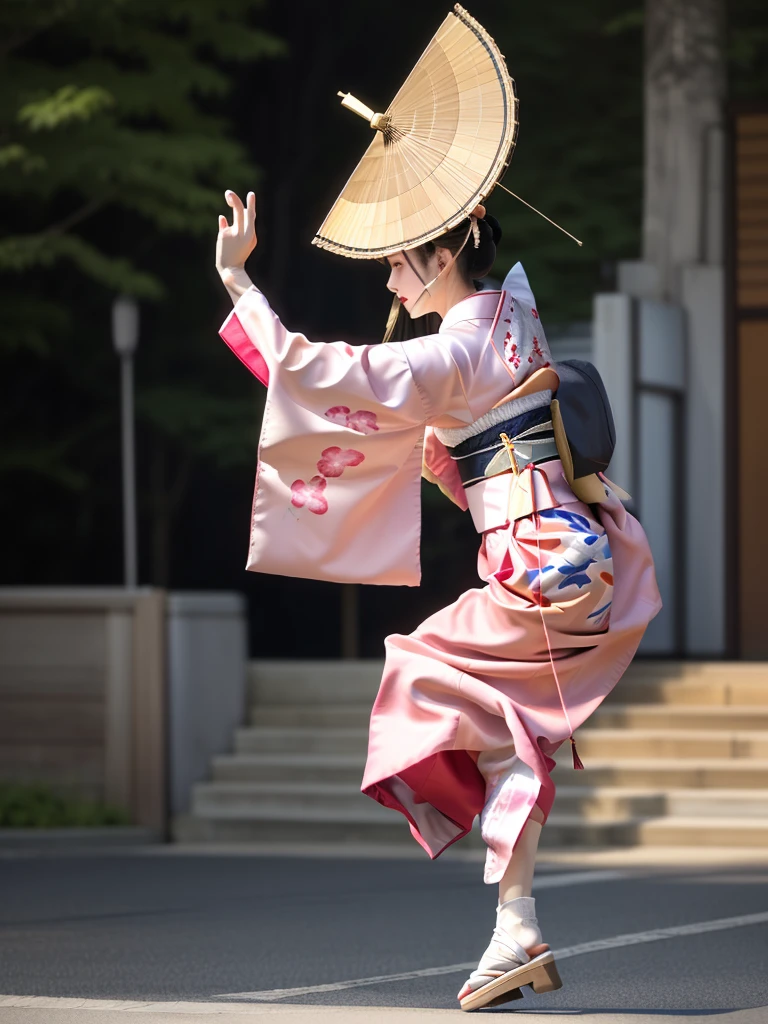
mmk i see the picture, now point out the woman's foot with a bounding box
[457,896,563,1011]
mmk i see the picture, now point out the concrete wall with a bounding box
[681,266,726,654]
[0,588,165,829]
[593,294,687,655]
[167,592,247,815]
[0,588,249,828]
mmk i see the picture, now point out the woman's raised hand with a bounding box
[216,190,257,273]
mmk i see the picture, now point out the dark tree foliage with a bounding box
[0,0,281,588]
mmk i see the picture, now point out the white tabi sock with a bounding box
[497,895,542,950]
[462,896,543,995]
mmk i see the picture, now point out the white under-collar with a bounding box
[437,263,536,334]
[438,289,501,334]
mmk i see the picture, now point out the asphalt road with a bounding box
[0,847,767,1022]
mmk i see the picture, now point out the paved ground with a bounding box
[0,845,766,1023]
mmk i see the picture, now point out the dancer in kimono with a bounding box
[215,188,661,1011]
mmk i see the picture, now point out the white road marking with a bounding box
[216,909,768,1002]
[532,868,627,888]
[0,996,278,1012]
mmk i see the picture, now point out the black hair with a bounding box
[413,213,502,279]
[382,213,502,342]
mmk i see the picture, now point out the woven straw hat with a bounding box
[312,4,518,260]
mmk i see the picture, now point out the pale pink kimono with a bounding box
[219,264,661,882]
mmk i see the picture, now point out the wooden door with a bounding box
[734,111,768,657]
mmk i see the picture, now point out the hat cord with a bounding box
[403,218,477,318]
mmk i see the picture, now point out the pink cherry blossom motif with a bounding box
[344,345,354,356]
[323,406,379,434]
[531,308,539,319]
[290,475,328,515]
[505,337,521,370]
[316,446,365,478]
[324,405,352,427]
[345,409,379,434]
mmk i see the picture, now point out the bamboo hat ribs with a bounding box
[312,4,518,260]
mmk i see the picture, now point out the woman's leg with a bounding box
[499,804,545,903]
[493,805,546,956]
[457,803,552,1006]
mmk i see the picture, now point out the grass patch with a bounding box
[0,782,132,828]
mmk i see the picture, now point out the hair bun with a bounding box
[483,213,502,248]
[467,213,500,278]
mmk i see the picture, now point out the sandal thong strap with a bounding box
[466,928,530,987]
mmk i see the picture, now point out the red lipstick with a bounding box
[399,296,408,304]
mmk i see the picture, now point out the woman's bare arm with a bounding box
[216,190,257,305]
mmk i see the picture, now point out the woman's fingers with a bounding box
[244,191,257,241]
[225,190,244,235]
[217,188,257,269]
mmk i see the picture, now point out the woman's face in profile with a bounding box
[385,250,440,317]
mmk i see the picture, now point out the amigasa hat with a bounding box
[312,5,518,260]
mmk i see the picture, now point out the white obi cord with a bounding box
[433,390,553,448]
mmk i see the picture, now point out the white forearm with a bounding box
[218,265,254,306]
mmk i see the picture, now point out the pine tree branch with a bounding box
[42,194,107,237]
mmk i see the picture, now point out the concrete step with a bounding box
[213,752,366,784]
[551,757,768,789]
[247,660,768,708]
[620,661,767,681]
[609,678,768,707]
[235,725,768,759]
[570,728,768,759]
[636,817,768,848]
[173,811,409,846]
[658,788,768,818]
[213,752,768,799]
[174,804,645,849]
[250,704,372,728]
[174,806,768,849]
[247,702,768,731]
[192,776,768,825]
[551,786,768,819]
[191,780,391,819]
[248,661,383,706]
[592,705,768,730]
[234,726,368,755]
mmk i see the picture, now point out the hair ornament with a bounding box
[470,215,481,249]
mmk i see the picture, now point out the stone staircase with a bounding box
[173,660,768,849]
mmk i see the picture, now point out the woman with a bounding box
[216,189,661,1012]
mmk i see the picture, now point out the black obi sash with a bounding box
[447,404,559,489]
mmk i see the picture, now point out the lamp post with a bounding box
[111,296,139,588]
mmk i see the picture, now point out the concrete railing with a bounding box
[0,588,247,833]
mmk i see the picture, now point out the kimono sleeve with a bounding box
[217,286,442,586]
[220,285,428,429]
